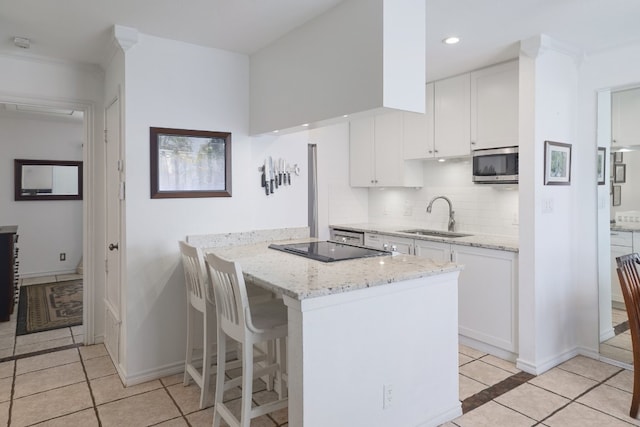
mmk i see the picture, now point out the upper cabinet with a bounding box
[612,87,640,147]
[470,61,519,150]
[434,73,471,157]
[404,83,435,159]
[403,60,520,160]
[349,113,423,187]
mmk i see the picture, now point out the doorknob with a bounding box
[108,243,119,251]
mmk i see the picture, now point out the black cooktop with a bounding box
[268,241,391,263]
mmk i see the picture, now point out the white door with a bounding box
[105,97,123,363]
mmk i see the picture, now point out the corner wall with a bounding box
[518,38,580,374]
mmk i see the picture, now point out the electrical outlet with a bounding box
[59,253,66,261]
[542,198,554,214]
[383,383,393,409]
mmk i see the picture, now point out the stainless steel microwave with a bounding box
[472,146,519,183]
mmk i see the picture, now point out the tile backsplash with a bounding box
[368,159,519,237]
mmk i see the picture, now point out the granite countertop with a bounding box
[331,223,519,253]
[205,239,462,300]
[611,224,640,232]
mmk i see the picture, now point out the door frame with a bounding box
[0,92,96,344]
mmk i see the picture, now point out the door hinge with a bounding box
[117,160,124,171]
[104,129,108,143]
[105,258,108,274]
[119,182,125,200]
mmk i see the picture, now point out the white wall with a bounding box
[518,37,580,374]
[368,160,519,236]
[310,122,369,239]
[121,34,312,379]
[0,113,83,276]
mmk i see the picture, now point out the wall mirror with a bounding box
[14,159,83,201]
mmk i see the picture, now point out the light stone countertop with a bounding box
[205,239,462,300]
[611,224,640,233]
[331,223,519,253]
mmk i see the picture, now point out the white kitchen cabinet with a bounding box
[470,61,519,150]
[349,113,423,187]
[612,87,640,147]
[413,239,451,262]
[434,73,471,158]
[403,83,435,159]
[364,232,414,254]
[610,231,633,305]
[452,244,518,353]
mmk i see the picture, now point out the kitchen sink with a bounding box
[398,229,472,238]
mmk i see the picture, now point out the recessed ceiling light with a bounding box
[302,123,309,127]
[443,36,460,45]
[14,37,30,49]
[273,130,279,133]
[438,158,446,162]
[343,115,349,118]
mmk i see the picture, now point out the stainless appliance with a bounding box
[269,241,390,263]
[329,228,365,245]
[472,146,519,183]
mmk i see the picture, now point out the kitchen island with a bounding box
[206,239,463,427]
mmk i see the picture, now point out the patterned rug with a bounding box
[16,280,83,335]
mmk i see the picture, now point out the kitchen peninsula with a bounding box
[206,239,463,427]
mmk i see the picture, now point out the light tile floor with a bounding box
[0,338,638,426]
[601,307,633,365]
[3,278,639,426]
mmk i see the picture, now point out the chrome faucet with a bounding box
[426,196,455,232]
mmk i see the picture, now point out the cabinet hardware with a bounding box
[108,243,119,251]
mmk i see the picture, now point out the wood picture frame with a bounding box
[597,147,606,185]
[544,140,572,185]
[150,127,232,199]
[614,163,626,183]
[614,151,624,163]
[613,185,621,206]
[14,159,83,201]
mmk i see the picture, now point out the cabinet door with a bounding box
[404,82,435,159]
[414,240,451,262]
[374,112,404,186]
[349,117,376,186]
[364,233,385,249]
[470,61,519,150]
[612,87,640,147]
[452,245,518,352]
[434,73,471,158]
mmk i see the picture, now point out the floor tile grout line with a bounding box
[535,368,626,425]
[0,342,82,363]
[76,346,103,427]
[159,375,193,426]
[7,353,16,426]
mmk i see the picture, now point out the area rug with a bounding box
[16,280,83,335]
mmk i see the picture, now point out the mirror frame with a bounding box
[14,159,83,201]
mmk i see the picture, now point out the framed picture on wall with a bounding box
[614,152,624,163]
[614,163,626,183]
[597,147,606,185]
[613,185,622,206]
[150,127,232,199]
[544,140,572,185]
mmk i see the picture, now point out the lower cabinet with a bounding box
[610,231,633,306]
[451,245,518,354]
[364,233,414,254]
[414,238,519,354]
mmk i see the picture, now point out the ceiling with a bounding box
[1,0,640,81]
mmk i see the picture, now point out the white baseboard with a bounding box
[418,403,462,427]
[124,360,184,387]
[516,347,579,375]
[459,335,517,362]
[20,269,78,279]
[600,327,615,342]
